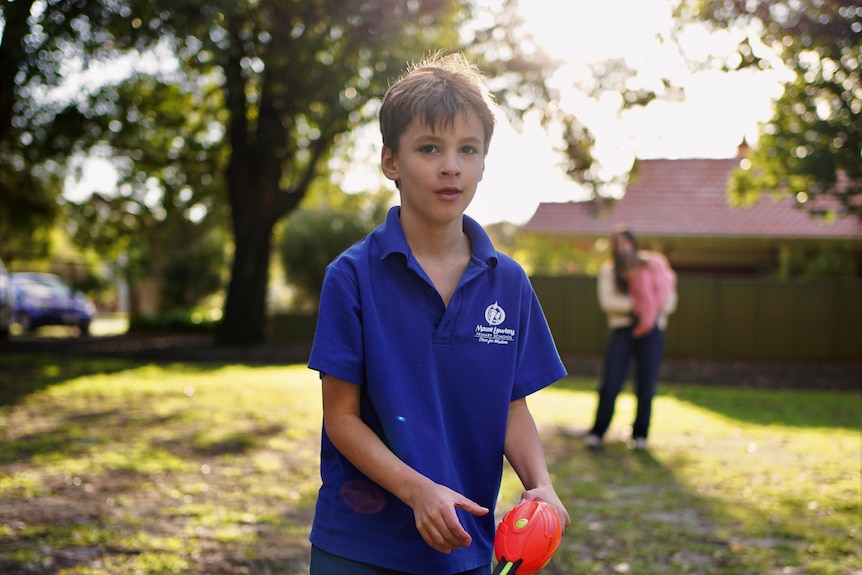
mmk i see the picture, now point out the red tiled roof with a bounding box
[522,157,862,239]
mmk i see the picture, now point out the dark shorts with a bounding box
[309,545,491,575]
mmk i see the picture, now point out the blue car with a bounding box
[11,272,96,336]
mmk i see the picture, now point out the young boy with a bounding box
[307,53,571,575]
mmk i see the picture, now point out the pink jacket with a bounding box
[629,253,677,338]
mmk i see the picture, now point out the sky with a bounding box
[66,0,791,226]
[467,0,790,224]
[333,0,790,225]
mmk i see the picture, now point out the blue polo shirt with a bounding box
[308,206,566,575]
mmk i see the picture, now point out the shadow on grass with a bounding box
[2,360,857,575]
[0,352,265,407]
[0,355,136,407]
[539,425,857,575]
[0,360,320,574]
[538,429,733,574]
[0,408,288,466]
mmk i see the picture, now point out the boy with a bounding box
[307,52,570,575]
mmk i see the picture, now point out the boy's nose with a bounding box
[440,152,462,176]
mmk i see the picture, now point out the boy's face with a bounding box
[381,112,485,227]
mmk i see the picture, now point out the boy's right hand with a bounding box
[409,482,489,554]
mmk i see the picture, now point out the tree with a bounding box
[64,74,229,317]
[674,0,861,219]
[0,0,69,261]
[1,1,226,276]
[208,1,470,344]
[12,0,568,344]
[1,0,609,343]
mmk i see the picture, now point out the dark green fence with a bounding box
[530,275,862,362]
[269,276,862,362]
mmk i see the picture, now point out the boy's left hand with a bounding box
[519,488,571,534]
[409,482,489,554]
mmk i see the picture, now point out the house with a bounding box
[521,144,862,277]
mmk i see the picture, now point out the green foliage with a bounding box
[676,0,861,219]
[0,150,60,262]
[278,184,392,310]
[482,221,520,257]
[2,0,645,343]
[129,307,221,334]
[63,75,229,315]
[778,242,859,279]
[512,233,602,276]
[159,229,227,310]
[209,0,476,342]
[2,0,235,312]
[0,0,168,262]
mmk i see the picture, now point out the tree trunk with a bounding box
[214,11,314,345]
[216,224,272,345]
[0,0,35,142]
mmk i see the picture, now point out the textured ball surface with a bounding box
[494,500,562,575]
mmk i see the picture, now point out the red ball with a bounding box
[494,500,562,575]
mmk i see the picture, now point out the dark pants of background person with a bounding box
[589,324,665,440]
[310,545,491,575]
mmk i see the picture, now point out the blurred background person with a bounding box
[583,229,677,451]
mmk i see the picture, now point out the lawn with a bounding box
[0,354,859,574]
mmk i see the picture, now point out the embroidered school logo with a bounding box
[485,302,506,326]
[474,301,516,345]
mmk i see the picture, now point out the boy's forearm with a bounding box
[324,380,488,553]
[503,399,553,490]
[322,375,432,507]
[504,398,572,532]
[325,411,432,507]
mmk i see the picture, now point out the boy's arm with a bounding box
[503,398,571,531]
[321,374,488,553]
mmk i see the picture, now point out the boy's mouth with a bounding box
[435,186,461,199]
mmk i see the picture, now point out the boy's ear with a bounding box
[381,146,399,182]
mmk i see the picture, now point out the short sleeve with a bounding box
[308,263,367,386]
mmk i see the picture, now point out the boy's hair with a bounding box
[379,52,496,154]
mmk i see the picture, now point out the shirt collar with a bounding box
[376,206,498,268]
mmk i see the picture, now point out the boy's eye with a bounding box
[461,145,479,154]
[419,144,439,153]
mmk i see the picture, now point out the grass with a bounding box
[0,354,859,575]
[528,380,860,575]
